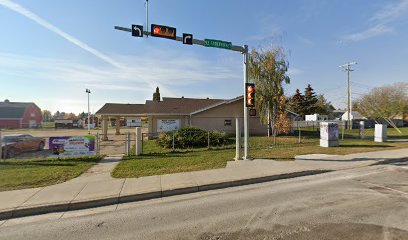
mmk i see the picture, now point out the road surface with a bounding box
[1,161,407,239]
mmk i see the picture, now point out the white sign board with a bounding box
[157,119,180,132]
[127,117,142,127]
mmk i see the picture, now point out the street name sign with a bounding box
[204,39,232,50]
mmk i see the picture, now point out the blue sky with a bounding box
[0,0,407,114]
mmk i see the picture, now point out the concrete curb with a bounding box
[0,170,330,221]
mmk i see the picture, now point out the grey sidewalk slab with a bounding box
[161,172,198,196]
[21,183,87,208]
[0,188,42,219]
[71,179,125,206]
[119,176,162,202]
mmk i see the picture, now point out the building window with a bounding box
[224,120,232,126]
[30,113,35,117]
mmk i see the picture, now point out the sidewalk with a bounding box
[1,148,407,220]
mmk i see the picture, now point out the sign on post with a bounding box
[132,25,143,37]
[183,33,193,45]
[204,39,232,50]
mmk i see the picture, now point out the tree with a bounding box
[314,95,335,115]
[78,112,87,119]
[354,82,408,130]
[303,84,318,115]
[287,89,305,117]
[53,111,61,119]
[42,110,52,122]
[65,113,77,120]
[249,46,290,136]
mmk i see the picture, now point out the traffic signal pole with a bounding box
[243,45,250,160]
[114,26,250,159]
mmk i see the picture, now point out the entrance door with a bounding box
[29,120,37,128]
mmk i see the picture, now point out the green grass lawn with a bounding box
[0,155,103,192]
[112,135,408,178]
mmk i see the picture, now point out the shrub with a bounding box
[156,126,230,149]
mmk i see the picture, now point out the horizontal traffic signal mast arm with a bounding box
[114,26,246,53]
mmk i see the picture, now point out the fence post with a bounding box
[298,122,301,144]
[127,132,131,156]
[141,133,144,155]
[0,130,2,159]
[235,118,241,160]
[135,127,142,156]
[172,132,175,152]
[95,132,99,155]
[207,131,210,149]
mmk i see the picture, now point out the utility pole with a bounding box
[339,62,357,130]
[145,0,148,38]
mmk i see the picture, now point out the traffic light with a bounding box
[245,83,255,107]
[131,25,143,37]
[151,24,176,40]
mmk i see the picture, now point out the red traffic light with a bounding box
[245,83,255,107]
[151,24,177,40]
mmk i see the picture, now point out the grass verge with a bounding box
[112,136,407,178]
[0,155,103,192]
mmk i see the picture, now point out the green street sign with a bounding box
[204,39,232,50]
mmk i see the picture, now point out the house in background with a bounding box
[341,111,366,121]
[96,95,268,139]
[305,114,328,121]
[0,99,42,129]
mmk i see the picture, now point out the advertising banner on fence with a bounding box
[49,136,95,157]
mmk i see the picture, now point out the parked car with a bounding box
[1,134,45,158]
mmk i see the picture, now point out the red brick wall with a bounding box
[0,119,21,129]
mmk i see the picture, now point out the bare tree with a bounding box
[354,82,408,132]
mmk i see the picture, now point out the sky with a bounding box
[0,0,407,114]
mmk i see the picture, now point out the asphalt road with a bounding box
[1,161,407,240]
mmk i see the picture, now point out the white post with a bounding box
[235,118,241,160]
[135,127,142,156]
[127,132,131,156]
[243,45,250,160]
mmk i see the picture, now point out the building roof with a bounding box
[95,97,225,116]
[95,103,145,116]
[0,101,35,119]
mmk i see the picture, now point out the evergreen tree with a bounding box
[303,84,318,115]
[288,89,306,117]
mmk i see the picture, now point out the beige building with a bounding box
[96,95,269,139]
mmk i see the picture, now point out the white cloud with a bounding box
[342,0,408,42]
[0,51,240,95]
[0,0,123,68]
[342,24,393,42]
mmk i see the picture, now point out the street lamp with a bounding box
[86,89,91,134]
